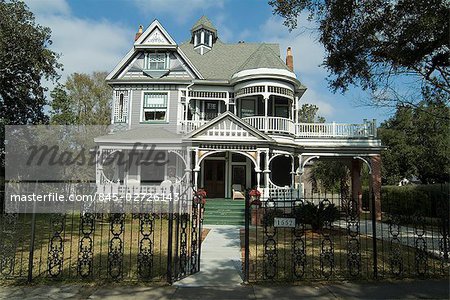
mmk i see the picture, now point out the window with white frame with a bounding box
[145,53,167,70]
[142,92,168,122]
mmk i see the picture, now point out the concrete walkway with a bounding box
[0,279,448,299]
[174,224,243,287]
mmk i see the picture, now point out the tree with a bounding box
[297,103,350,197]
[0,0,61,211]
[309,160,349,195]
[298,103,325,123]
[378,89,450,184]
[0,0,61,126]
[50,72,112,125]
[269,0,449,107]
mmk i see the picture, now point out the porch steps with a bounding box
[202,199,245,226]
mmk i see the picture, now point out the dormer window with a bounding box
[193,29,213,48]
[144,52,168,70]
[191,16,217,55]
[204,31,212,47]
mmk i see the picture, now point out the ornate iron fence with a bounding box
[243,189,449,282]
[0,183,203,283]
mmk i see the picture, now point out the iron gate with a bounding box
[0,183,203,283]
[244,190,450,282]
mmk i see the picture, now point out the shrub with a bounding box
[362,183,449,218]
[262,208,284,227]
[294,201,340,230]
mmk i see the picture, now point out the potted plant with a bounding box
[249,189,262,207]
[193,188,207,206]
[249,189,263,225]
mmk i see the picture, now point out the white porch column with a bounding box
[255,149,262,190]
[262,149,270,199]
[185,98,189,122]
[290,154,295,188]
[264,96,269,132]
[225,92,230,112]
[95,147,102,185]
[193,148,200,189]
[297,154,303,197]
[291,99,295,121]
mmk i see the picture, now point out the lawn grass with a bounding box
[0,212,205,284]
[240,226,448,282]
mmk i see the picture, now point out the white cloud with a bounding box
[260,16,325,78]
[23,0,70,16]
[258,16,334,116]
[43,16,132,79]
[213,13,233,42]
[300,89,334,117]
[132,0,226,23]
[24,0,132,85]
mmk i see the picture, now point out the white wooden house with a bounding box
[95,16,383,203]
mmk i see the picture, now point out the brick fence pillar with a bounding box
[371,155,382,221]
[351,159,363,214]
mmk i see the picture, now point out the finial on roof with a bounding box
[135,24,143,41]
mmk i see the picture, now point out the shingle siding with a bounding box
[128,86,181,133]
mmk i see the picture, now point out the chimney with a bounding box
[286,47,294,72]
[134,25,143,41]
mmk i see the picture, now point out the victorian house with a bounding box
[95,16,383,208]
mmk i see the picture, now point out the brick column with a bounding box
[351,159,363,214]
[371,155,382,221]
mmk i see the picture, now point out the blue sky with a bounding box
[24,0,393,124]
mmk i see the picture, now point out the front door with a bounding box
[203,160,225,198]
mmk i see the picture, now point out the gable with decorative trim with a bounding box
[187,111,274,142]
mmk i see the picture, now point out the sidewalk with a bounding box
[174,224,243,287]
[0,279,448,299]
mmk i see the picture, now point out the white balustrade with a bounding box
[178,120,207,133]
[180,117,377,138]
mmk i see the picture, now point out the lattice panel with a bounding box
[114,90,129,123]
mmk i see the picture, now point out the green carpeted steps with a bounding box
[202,199,245,225]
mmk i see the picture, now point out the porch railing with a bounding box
[178,120,208,133]
[178,117,377,138]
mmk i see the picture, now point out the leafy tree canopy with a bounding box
[0,0,61,125]
[269,0,449,106]
[50,72,112,125]
[0,0,61,174]
[298,103,325,123]
[297,103,349,194]
[378,88,450,184]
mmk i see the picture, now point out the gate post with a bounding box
[27,182,39,283]
[370,184,378,279]
[167,186,174,284]
[244,190,250,283]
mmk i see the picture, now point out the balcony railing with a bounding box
[295,122,375,138]
[178,117,377,138]
[243,116,295,135]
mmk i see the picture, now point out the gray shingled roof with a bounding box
[191,16,217,34]
[179,39,288,80]
[237,43,290,73]
[95,127,182,143]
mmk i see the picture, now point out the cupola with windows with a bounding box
[191,16,217,55]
